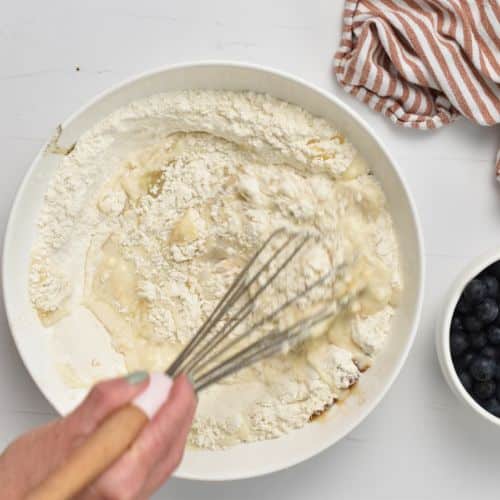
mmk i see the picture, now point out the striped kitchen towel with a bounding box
[334,0,500,176]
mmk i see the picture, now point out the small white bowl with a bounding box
[436,248,500,426]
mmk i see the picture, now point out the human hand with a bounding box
[0,372,196,499]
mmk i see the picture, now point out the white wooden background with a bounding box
[1,1,499,499]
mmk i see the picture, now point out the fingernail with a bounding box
[125,370,149,384]
[185,373,198,399]
[185,373,195,387]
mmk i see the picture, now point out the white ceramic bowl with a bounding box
[436,248,500,427]
[3,61,424,480]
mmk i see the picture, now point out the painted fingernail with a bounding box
[125,370,149,384]
[185,372,195,387]
[185,373,198,399]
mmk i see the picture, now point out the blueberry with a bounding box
[473,380,496,400]
[450,330,469,357]
[487,325,500,345]
[470,357,496,381]
[464,279,487,304]
[462,351,476,367]
[469,332,487,350]
[454,351,476,370]
[456,296,472,314]
[483,398,500,417]
[476,298,499,324]
[480,345,498,360]
[486,261,500,280]
[464,316,482,334]
[482,275,499,298]
[458,371,473,391]
[451,316,463,332]
[496,365,500,381]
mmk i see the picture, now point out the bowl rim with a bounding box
[436,247,500,427]
[2,60,425,480]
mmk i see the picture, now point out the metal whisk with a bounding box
[167,228,347,392]
[28,228,353,500]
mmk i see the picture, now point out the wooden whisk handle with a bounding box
[27,373,172,500]
[27,405,148,500]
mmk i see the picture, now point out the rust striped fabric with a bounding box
[334,0,500,175]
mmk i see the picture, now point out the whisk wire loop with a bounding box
[166,228,350,392]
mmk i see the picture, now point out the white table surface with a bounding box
[1,1,499,498]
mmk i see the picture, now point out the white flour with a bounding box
[29,90,402,449]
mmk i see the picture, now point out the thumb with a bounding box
[65,371,150,438]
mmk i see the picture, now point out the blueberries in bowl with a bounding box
[480,345,498,359]
[450,268,500,418]
[476,298,499,324]
[463,315,482,334]
[454,351,475,371]
[486,262,500,280]
[473,380,496,400]
[456,296,472,314]
[458,371,473,391]
[484,398,500,417]
[450,330,469,356]
[482,275,499,298]
[469,332,487,350]
[463,279,487,304]
[451,316,463,332]
[469,357,496,381]
[487,325,500,345]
